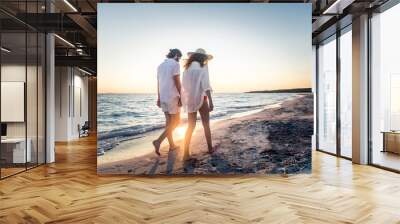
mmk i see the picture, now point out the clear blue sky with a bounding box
[98,3,311,93]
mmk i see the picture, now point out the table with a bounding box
[1,138,31,163]
[381,131,400,154]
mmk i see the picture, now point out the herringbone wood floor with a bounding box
[1,135,400,224]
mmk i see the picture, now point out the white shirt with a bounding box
[182,61,212,113]
[157,58,180,103]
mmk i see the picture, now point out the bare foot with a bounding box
[208,146,217,154]
[153,140,161,156]
[182,153,190,161]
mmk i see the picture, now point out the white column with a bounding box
[352,14,369,164]
[46,33,55,163]
[45,0,55,163]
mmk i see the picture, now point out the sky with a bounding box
[98,3,311,93]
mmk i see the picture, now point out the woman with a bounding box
[182,48,215,160]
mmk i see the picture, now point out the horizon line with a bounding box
[98,86,312,94]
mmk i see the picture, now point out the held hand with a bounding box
[209,102,214,112]
[178,98,182,107]
[157,99,161,108]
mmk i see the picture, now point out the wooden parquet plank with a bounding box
[0,135,399,223]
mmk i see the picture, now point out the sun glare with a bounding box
[174,126,187,139]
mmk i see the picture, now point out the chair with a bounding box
[79,121,90,138]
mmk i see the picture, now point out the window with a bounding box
[317,35,337,154]
[370,3,400,171]
[339,27,352,158]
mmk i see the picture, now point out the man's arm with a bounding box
[173,75,182,106]
[157,76,160,107]
[173,75,181,95]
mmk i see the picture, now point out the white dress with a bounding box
[182,61,212,113]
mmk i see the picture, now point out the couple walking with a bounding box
[153,48,215,160]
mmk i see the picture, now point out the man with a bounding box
[153,49,182,156]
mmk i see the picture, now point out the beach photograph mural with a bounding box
[97,3,313,175]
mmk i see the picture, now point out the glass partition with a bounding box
[0,2,46,179]
[27,31,38,169]
[38,32,46,165]
[1,31,28,177]
[317,35,337,154]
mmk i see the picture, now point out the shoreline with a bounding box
[97,94,300,157]
[98,93,313,175]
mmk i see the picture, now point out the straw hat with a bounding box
[187,48,213,60]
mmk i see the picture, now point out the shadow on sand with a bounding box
[148,157,160,175]
[166,149,177,175]
[147,148,179,175]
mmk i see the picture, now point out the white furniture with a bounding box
[1,81,25,122]
[1,138,31,163]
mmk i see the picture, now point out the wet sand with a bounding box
[97,93,313,175]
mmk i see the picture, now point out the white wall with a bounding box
[1,63,46,164]
[1,65,37,138]
[1,65,27,142]
[71,73,89,138]
[55,67,89,141]
[55,66,69,141]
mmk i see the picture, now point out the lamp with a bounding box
[63,0,78,12]
[54,34,75,48]
[1,47,11,53]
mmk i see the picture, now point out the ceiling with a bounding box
[0,0,393,75]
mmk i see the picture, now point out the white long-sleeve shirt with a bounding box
[182,61,212,113]
[157,58,180,104]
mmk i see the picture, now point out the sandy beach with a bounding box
[97,93,313,175]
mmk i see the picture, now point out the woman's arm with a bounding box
[206,90,213,112]
[201,66,213,111]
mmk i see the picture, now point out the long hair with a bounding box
[184,53,208,70]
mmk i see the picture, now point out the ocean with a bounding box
[97,93,297,155]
